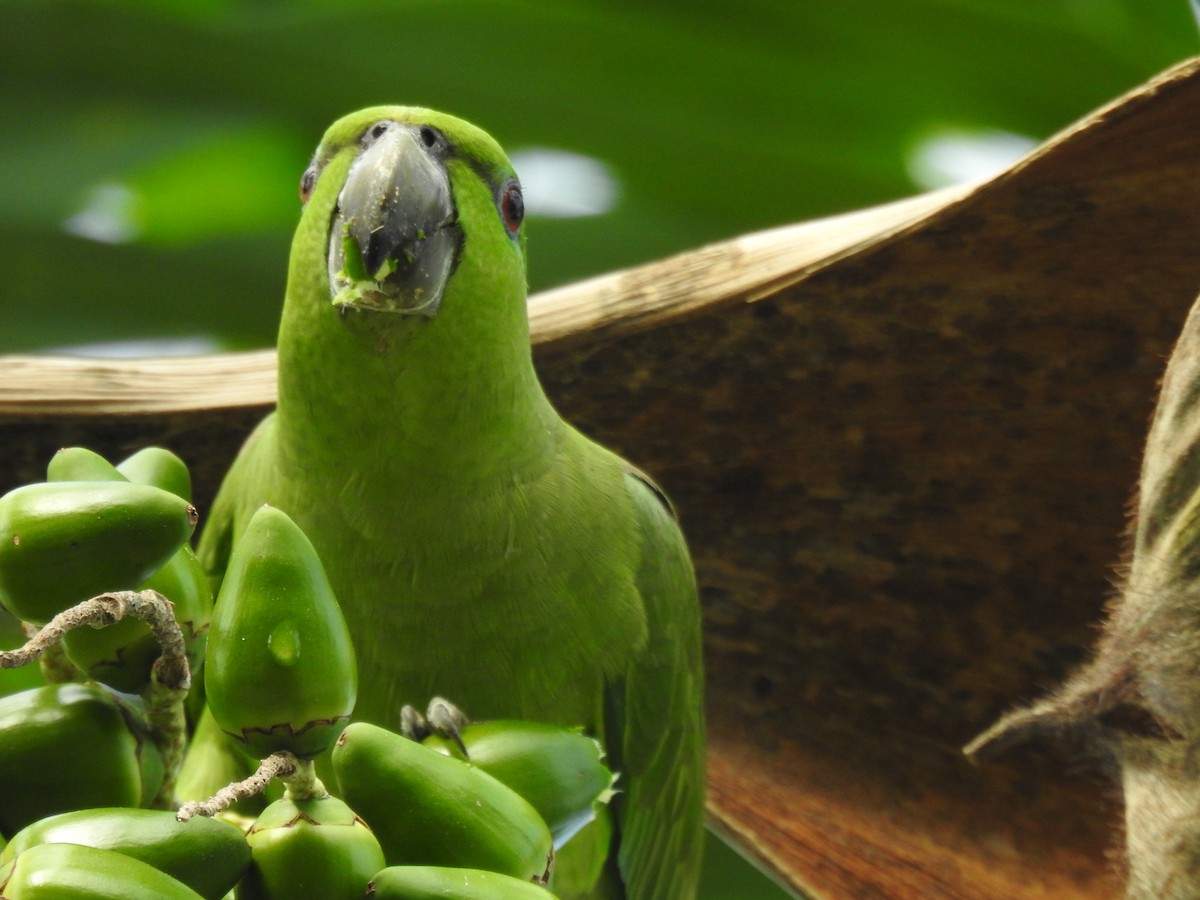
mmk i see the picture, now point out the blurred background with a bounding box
[1,1,1197,896]
[1,0,1195,357]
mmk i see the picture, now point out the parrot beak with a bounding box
[327,123,461,318]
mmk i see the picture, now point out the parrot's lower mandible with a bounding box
[198,107,706,899]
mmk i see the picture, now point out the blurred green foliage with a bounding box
[0,0,1193,353]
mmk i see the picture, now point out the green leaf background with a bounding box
[1,0,1193,355]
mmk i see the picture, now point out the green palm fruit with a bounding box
[0,606,44,699]
[118,444,202,736]
[236,795,385,900]
[61,543,212,694]
[0,684,164,835]
[423,721,614,848]
[108,450,210,681]
[2,808,249,900]
[0,842,205,898]
[205,505,356,759]
[367,866,559,899]
[45,447,121,483]
[140,543,210,669]
[0,481,198,625]
[42,449,212,694]
[116,447,193,502]
[332,723,554,883]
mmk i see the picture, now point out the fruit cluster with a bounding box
[0,447,614,898]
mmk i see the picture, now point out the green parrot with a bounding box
[197,107,705,898]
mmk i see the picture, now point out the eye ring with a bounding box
[500,182,524,235]
[299,166,317,206]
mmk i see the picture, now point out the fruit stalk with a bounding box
[0,590,189,691]
[176,750,299,821]
[279,756,328,801]
[0,589,191,806]
[19,619,81,684]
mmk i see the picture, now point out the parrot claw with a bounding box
[400,696,471,758]
[399,703,424,739]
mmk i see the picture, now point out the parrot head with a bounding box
[288,106,527,331]
[276,107,546,454]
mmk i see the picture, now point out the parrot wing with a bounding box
[608,467,707,900]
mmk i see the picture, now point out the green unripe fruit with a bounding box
[0,684,163,835]
[367,866,559,899]
[117,447,193,502]
[333,723,554,883]
[0,842,205,898]
[205,505,356,759]
[0,606,45,699]
[3,807,250,900]
[236,795,385,900]
[0,481,198,625]
[61,543,212,694]
[424,721,613,848]
[45,447,121,483]
[43,449,212,693]
[0,662,44,701]
[138,542,211,672]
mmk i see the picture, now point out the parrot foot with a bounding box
[400,696,471,757]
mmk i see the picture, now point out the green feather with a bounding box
[197,107,705,899]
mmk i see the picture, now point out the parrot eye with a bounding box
[500,182,524,236]
[299,166,317,206]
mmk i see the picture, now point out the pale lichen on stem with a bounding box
[174,752,333,823]
[0,590,189,689]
